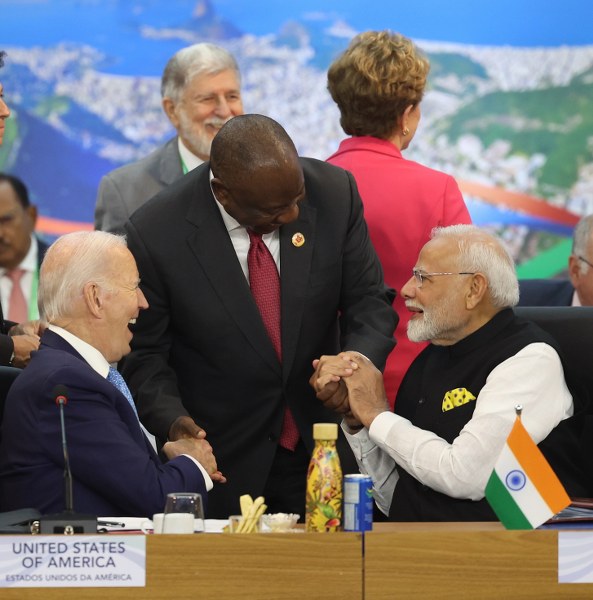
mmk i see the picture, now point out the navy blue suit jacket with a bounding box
[518,279,574,307]
[0,330,207,517]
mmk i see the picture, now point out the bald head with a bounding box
[210,114,304,235]
[211,114,299,182]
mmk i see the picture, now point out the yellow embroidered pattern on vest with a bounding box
[442,388,477,412]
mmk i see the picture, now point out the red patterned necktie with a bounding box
[6,269,28,323]
[247,230,299,451]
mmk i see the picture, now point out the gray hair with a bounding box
[161,43,240,102]
[431,224,519,308]
[39,231,127,322]
[572,214,593,274]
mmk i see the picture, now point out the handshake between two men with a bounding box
[310,352,390,433]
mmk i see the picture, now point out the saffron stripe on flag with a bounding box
[490,443,557,528]
[507,419,570,513]
[485,472,532,529]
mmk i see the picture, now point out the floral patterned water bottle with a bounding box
[305,423,342,532]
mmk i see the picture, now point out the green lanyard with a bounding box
[28,268,39,321]
[181,157,189,175]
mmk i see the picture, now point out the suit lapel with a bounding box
[279,202,316,380]
[184,172,281,374]
[41,330,152,451]
[157,137,184,186]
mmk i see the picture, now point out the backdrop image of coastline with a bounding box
[1,0,592,276]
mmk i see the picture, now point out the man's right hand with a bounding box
[310,354,364,430]
[162,437,226,483]
[9,319,47,337]
[168,415,207,441]
[10,333,40,368]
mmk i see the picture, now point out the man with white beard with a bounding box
[95,43,243,235]
[311,224,589,521]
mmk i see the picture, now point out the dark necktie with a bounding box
[247,230,299,451]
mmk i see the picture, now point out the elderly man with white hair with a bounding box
[0,231,225,517]
[95,42,244,234]
[312,224,589,521]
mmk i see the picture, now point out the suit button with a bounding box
[418,397,425,404]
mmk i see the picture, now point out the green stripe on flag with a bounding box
[485,472,533,530]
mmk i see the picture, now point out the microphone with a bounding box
[39,385,97,534]
[54,385,73,512]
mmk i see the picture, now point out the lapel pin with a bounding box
[292,232,305,247]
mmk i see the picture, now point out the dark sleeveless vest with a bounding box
[389,308,589,522]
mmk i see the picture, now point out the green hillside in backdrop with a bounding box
[437,81,593,195]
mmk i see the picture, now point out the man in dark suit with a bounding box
[0,231,223,517]
[95,43,244,235]
[0,55,41,367]
[519,214,593,307]
[122,114,398,518]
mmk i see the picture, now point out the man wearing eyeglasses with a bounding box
[519,214,593,307]
[311,224,589,521]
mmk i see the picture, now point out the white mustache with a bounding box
[205,117,231,129]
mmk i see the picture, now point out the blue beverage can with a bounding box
[343,474,373,531]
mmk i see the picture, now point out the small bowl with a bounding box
[258,513,300,532]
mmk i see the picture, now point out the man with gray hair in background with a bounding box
[312,224,589,521]
[519,214,593,307]
[95,43,244,234]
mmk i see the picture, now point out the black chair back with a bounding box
[514,306,593,493]
[513,306,593,398]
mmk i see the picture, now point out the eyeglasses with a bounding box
[412,269,476,288]
[577,255,593,269]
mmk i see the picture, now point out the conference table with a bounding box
[2,522,593,599]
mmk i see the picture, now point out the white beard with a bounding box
[406,295,461,344]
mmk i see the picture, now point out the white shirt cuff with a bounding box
[181,455,214,491]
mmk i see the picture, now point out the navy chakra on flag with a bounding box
[505,469,527,491]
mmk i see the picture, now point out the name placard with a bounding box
[0,535,146,588]
[558,531,593,583]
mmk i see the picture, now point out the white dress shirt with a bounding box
[178,137,204,173]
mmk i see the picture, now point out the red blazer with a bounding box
[328,136,471,405]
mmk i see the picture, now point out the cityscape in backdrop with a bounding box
[1,0,593,276]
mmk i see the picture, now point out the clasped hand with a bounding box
[309,352,390,430]
[166,416,226,483]
[8,319,46,368]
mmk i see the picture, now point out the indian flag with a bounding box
[485,416,570,529]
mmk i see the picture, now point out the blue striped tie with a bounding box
[107,367,139,419]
